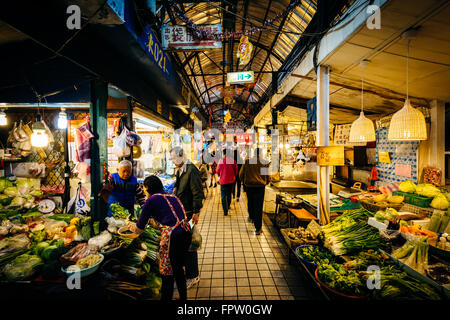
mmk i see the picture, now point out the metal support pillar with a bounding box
[316,65,330,223]
[90,78,108,230]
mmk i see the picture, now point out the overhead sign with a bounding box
[162,24,222,50]
[317,146,344,166]
[227,71,254,84]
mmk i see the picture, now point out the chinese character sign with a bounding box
[161,24,222,50]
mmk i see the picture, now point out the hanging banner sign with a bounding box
[317,146,344,166]
[237,35,253,65]
[227,71,254,84]
[162,24,222,50]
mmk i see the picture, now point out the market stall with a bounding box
[289,205,449,300]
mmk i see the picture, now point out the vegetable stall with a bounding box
[0,198,163,300]
[291,205,450,300]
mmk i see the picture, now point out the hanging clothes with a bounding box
[74,118,94,163]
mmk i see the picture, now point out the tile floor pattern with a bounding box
[177,185,321,301]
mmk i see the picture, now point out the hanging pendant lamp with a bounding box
[388,34,427,141]
[349,61,375,142]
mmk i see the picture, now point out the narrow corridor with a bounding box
[182,186,322,300]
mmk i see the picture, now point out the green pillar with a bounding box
[90,78,108,230]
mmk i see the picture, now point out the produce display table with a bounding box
[270,181,317,194]
[287,208,317,229]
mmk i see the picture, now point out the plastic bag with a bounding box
[88,230,112,250]
[188,225,202,252]
[112,129,130,158]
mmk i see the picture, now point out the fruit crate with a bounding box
[393,191,433,208]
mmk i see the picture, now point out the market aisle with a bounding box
[181,185,321,300]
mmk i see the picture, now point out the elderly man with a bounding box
[170,146,204,289]
[105,160,146,217]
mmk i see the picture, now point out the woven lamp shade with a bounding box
[349,111,375,142]
[388,99,427,140]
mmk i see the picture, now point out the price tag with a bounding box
[378,151,391,163]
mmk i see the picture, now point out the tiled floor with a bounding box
[181,185,322,300]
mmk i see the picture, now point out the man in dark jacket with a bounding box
[170,146,204,289]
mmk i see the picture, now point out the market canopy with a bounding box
[156,0,354,127]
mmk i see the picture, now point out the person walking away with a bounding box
[216,149,237,216]
[197,159,209,195]
[209,156,218,188]
[239,148,270,235]
[129,175,192,301]
[103,160,146,218]
[170,147,204,289]
[232,147,243,202]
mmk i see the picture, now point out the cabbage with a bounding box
[398,180,416,193]
[16,179,33,189]
[0,178,12,193]
[10,197,25,207]
[416,184,441,198]
[385,208,399,219]
[31,190,43,198]
[17,186,31,197]
[430,194,449,210]
[4,187,18,197]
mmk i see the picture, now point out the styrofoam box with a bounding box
[368,217,388,230]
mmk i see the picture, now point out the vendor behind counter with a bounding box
[101,160,146,217]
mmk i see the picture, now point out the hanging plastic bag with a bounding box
[66,182,90,216]
[188,225,202,252]
[112,129,130,158]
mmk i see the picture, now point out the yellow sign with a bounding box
[317,146,344,166]
[378,151,391,163]
[157,100,162,114]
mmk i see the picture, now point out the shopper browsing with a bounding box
[129,175,192,301]
[216,149,238,216]
[170,147,204,289]
[104,160,146,218]
[239,148,271,235]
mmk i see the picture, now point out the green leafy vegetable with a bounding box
[110,203,130,220]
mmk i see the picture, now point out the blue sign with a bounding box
[108,0,177,86]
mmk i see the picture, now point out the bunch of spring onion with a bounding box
[367,265,442,300]
[324,222,383,256]
[392,237,429,275]
[321,208,374,236]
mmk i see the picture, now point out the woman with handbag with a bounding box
[129,175,192,301]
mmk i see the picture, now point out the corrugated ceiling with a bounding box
[163,0,318,124]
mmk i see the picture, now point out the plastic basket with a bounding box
[314,268,370,300]
[393,191,433,208]
[295,245,332,269]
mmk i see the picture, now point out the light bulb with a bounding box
[31,130,49,147]
[58,109,67,129]
[31,117,49,147]
[0,110,7,126]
